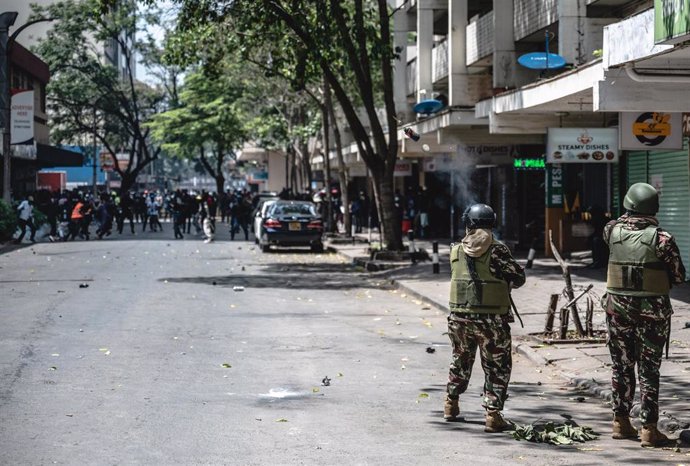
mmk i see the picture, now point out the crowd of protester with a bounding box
[9,188,265,244]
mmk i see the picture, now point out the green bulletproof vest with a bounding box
[449,241,511,314]
[606,223,670,297]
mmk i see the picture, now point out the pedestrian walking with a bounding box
[15,195,36,243]
[444,203,525,433]
[603,183,686,447]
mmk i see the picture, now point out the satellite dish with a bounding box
[518,52,566,70]
[413,99,443,115]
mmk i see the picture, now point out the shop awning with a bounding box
[36,144,84,168]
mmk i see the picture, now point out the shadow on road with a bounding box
[160,262,390,291]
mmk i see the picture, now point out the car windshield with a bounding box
[271,203,316,216]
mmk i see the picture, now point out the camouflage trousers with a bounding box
[604,293,672,424]
[446,312,512,411]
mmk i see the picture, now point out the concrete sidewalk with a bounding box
[326,234,690,431]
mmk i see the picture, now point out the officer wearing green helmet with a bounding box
[444,203,525,432]
[604,182,686,447]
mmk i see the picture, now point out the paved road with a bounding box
[1,229,687,465]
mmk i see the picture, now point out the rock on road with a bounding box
[0,233,687,465]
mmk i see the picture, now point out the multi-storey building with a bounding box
[320,0,690,266]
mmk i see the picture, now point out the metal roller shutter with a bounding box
[648,144,690,276]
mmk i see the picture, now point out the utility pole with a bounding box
[92,105,97,197]
[0,12,18,203]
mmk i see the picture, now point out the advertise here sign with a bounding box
[620,112,683,150]
[11,89,34,145]
[546,128,619,163]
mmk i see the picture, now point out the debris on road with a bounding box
[426,347,436,354]
[233,286,245,291]
[221,363,232,368]
[275,418,288,422]
[321,376,331,386]
[79,283,89,288]
[509,422,599,445]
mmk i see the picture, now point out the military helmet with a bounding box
[623,183,659,215]
[462,203,496,229]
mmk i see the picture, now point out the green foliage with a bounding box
[509,422,599,445]
[32,209,48,228]
[31,0,166,189]
[0,200,18,242]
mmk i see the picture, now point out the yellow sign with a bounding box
[632,112,671,140]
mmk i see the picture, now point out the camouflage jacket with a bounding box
[603,213,686,286]
[487,242,526,288]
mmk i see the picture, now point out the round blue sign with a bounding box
[518,52,567,70]
[413,99,443,115]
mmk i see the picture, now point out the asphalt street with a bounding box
[1,227,688,465]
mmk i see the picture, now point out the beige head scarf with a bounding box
[461,228,493,257]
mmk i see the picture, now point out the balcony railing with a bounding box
[467,11,494,65]
[432,38,448,82]
[514,0,557,41]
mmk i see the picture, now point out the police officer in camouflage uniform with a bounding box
[444,204,526,432]
[604,183,685,447]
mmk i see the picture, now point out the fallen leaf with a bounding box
[312,387,320,393]
[337,372,343,377]
[49,366,57,371]
[221,363,232,368]
[276,418,288,422]
[418,393,429,399]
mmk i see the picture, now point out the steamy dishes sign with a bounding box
[546,128,619,163]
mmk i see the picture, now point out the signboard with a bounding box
[513,158,545,170]
[546,128,619,163]
[655,0,690,44]
[100,150,115,171]
[545,164,563,207]
[394,161,412,177]
[620,112,683,149]
[10,89,34,145]
[683,112,690,136]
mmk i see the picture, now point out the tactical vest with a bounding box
[449,241,511,314]
[606,223,670,297]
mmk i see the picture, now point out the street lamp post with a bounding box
[0,11,18,203]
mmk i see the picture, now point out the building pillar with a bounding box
[393,3,411,122]
[448,0,471,106]
[416,0,434,102]
[558,0,586,65]
[493,0,517,90]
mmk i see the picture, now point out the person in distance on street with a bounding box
[445,203,525,432]
[603,183,685,447]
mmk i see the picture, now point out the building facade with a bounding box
[317,0,690,268]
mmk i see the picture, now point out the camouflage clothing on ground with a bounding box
[603,213,685,424]
[446,237,525,410]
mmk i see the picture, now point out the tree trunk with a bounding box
[370,166,402,250]
[120,172,137,194]
[215,152,225,194]
[322,79,334,233]
[329,102,350,236]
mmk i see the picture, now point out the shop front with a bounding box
[545,128,618,255]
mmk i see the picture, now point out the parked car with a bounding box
[253,199,278,243]
[259,200,324,252]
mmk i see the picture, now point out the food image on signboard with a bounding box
[592,151,604,160]
[552,151,563,159]
[577,152,590,160]
[606,151,615,160]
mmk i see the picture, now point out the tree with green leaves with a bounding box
[32,0,165,193]
[148,62,248,194]
[122,0,403,249]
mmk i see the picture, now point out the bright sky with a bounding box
[136,0,178,84]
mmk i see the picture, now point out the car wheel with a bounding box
[261,243,271,253]
[311,242,324,253]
